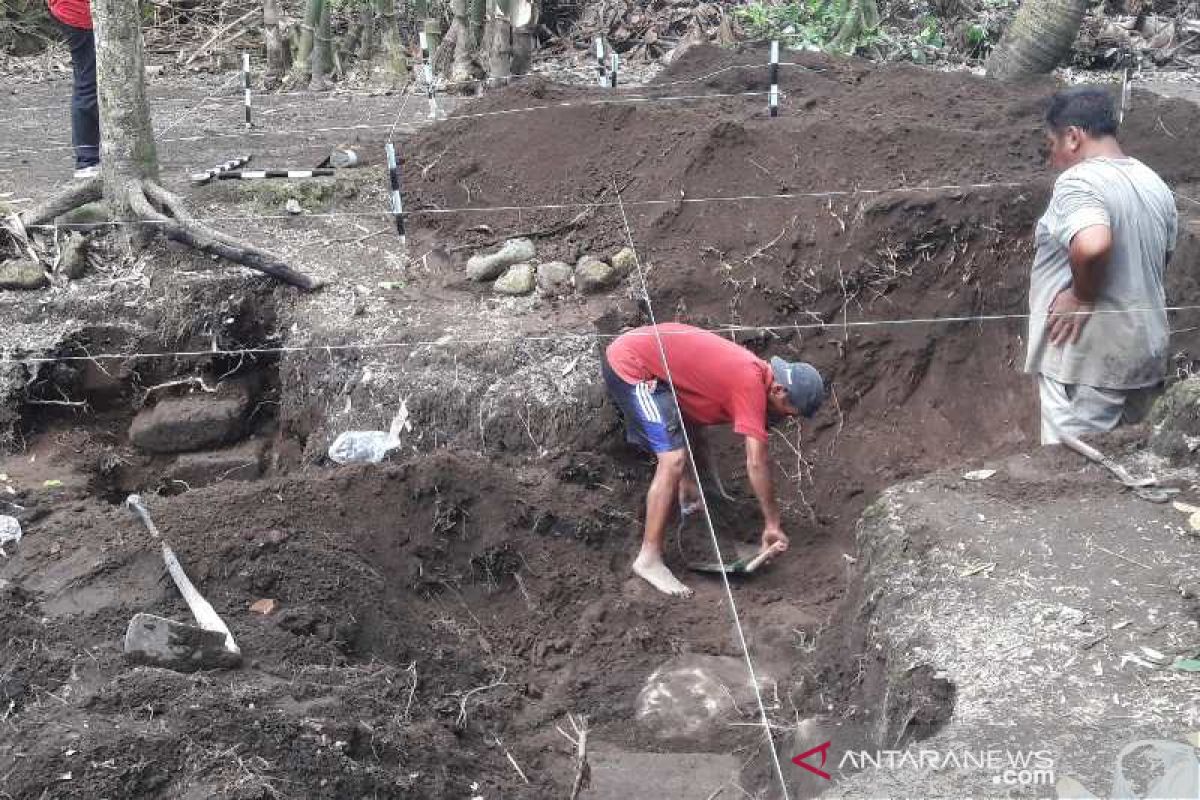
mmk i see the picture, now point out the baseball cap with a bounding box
[769,357,825,418]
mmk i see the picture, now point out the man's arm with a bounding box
[1047,224,1111,347]
[1067,224,1112,302]
[745,437,787,550]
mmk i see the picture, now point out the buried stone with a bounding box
[0,260,48,291]
[537,260,573,296]
[494,262,536,295]
[576,255,621,294]
[610,246,637,275]
[130,390,251,454]
[466,238,536,281]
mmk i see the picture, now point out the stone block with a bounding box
[536,260,573,296]
[165,439,266,487]
[466,238,536,281]
[494,263,535,295]
[130,390,250,454]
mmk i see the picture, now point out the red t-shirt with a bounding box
[48,0,92,30]
[606,323,772,441]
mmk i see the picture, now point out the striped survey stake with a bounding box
[418,31,439,118]
[594,37,607,87]
[385,142,407,245]
[243,53,252,128]
[215,168,336,180]
[768,40,779,117]
[190,155,252,184]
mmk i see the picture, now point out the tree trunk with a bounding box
[310,0,332,89]
[487,0,513,83]
[376,0,407,82]
[357,1,376,62]
[830,0,879,52]
[985,0,1089,80]
[263,0,289,85]
[292,0,322,83]
[469,0,486,49]
[450,0,474,82]
[22,0,322,290]
[93,0,158,224]
[511,24,533,74]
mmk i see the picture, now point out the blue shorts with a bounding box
[602,355,685,454]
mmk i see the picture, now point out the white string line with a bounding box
[23,179,1034,230]
[386,79,419,143]
[612,183,792,799]
[5,57,820,116]
[157,71,245,139]
[0,121,421,158]
[441,89,771,123]
[0,88,771,159]
[23,180,1196,231]
[3,305,1199,366]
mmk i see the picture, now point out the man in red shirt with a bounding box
[602,323,824,596]
[47,0,100,178]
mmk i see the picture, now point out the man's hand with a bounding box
[1047,288,1094,347]
[762,524,789,554]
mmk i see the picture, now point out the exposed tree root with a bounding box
[19,177,103,228]
[17,178,323,291]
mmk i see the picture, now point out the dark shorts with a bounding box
[602,354,685,454]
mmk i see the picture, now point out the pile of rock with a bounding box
[129,383,266,487]
[466,237,638,297]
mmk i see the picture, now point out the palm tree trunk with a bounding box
[985,0,1089,81]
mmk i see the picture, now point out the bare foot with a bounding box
[633,550,693,597]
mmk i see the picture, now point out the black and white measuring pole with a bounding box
[242,53,252,128]
[418,31,439,118]
[768,40,779,118]
[385,142,407,246]
[215,168,335,180]
[190,155,252,184]
[594,37,607,87]
[609,52,619,88]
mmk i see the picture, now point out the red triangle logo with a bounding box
[792,740,832,780]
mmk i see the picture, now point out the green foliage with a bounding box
[734,0,882,54]
[917,16,944,47]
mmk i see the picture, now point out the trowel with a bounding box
[689,542,785,575]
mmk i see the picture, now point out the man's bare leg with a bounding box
[633,449,693,597]
[678,427,704,516]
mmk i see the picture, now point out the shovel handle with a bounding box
[744,542,785,573]
[125,494,162,539]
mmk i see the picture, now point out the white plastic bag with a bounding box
[1111,740,1198,799]
[327,398,412,465]
[0,515,22,556]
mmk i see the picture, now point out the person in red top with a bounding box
[602,323,824,596]
[47,0,100,178]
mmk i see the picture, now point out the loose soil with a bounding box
[2,45,1200,799]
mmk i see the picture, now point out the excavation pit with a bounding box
[2,45,1200,799]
